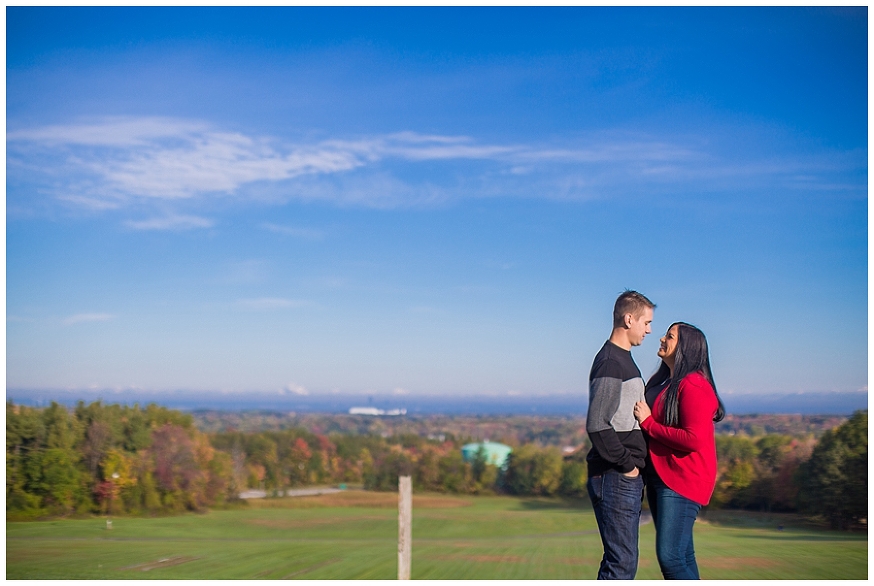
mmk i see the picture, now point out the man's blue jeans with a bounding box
[646,474,702,580]
[587,470,644,580]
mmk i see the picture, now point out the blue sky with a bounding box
[6,7,868,402]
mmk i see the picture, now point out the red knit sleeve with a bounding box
[640,373,716,453]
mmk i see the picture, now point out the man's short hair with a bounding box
[612,290,656,328]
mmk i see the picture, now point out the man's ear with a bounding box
[624,313,633,329]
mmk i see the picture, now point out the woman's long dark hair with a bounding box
[645,322,726,427]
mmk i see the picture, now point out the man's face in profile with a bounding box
[627,307,653,347]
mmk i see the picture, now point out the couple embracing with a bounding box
[586,290,726,580]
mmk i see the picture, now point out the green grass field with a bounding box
[6,491,867,579]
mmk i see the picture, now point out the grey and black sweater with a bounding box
[585,341,648,477]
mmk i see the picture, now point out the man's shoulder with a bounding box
[592,341,626,362]
[591,342,638,376]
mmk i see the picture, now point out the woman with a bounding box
[633,322,725,580]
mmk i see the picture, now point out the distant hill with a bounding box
[188,410,851,446]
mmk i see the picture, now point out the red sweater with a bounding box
[640,372,719,506]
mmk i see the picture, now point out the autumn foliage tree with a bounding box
[6,401,233,518]
[504,444,563,496]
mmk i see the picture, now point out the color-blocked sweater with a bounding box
[585,341,648,477]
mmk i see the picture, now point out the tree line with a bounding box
[6,401,231,517]
[192,410,845,449]
[6,401,866,529]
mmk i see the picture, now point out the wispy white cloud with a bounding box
[7,117,208,147]
[290,171,454,209]
[64,313,115,325]
[124,214,215,231]
[8,116,866,215]
[385,131,473,145]
[381,134,518,160]
[106,138,360,199]
[9,117,367,203]
[518,141,699,164]
[236,297,309,310]
[57,194,123,210]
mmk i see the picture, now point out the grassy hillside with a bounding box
[7,492,867,579]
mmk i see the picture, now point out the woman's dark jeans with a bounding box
[587,470,645,580]
[646,474,702,579]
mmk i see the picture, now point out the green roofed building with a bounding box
[461,441,512,469]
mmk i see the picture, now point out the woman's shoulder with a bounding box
[678,372,719,413]
[679,371,713,392]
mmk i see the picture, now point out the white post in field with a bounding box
[398,475,412,580]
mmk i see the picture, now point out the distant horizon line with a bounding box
[6,387,868,397]
[7,386,867,417]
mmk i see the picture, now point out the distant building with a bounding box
[348,407,407,416]
[349,407,382,416]
[461,441,512,469]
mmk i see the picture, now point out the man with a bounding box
[586,290,655,579]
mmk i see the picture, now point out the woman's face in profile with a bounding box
[657,325,680,362]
